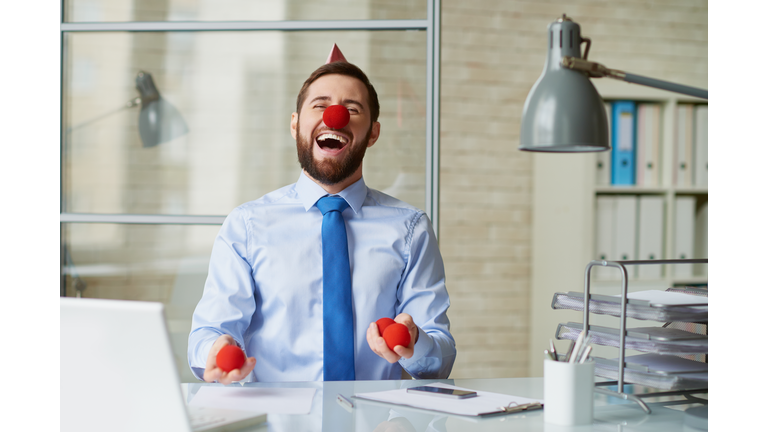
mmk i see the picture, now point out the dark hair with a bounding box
[295,62,380,122]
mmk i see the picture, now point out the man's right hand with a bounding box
[203,334,257,384]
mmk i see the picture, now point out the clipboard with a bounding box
[353,383,543,417]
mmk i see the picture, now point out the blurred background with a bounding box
[59,0,707,382]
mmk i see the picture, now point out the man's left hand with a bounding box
[366,313,419,363]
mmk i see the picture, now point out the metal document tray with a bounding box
[552,291,708,323]
[556,322,708,355]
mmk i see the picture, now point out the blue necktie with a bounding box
[316,196,355,381]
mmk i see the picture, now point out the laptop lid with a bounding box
[61,297,196,432]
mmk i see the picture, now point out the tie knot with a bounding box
[317,196,349,215]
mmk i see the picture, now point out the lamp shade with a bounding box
[135,71,189,148]
[519,17,609,152]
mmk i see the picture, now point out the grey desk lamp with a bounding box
[67,71,188,148]
[519,15,708,153]
[134,71,188,148]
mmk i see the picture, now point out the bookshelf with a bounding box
[528,80,707,376]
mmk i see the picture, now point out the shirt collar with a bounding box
[296,171,367,214]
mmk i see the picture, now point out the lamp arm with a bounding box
[66,96,142,133]
[562,56,708,100]
[621,73,708,100]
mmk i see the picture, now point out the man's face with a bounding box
[291,74,380,186]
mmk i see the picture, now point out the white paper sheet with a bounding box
[619,290,708,306]
[354,383,543,417]
[189,387,316,414]
[623,354,709,374]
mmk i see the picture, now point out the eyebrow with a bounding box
[309,96,365,111]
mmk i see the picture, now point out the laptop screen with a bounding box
[61,297,192,432]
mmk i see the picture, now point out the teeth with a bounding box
[317,133,348,144]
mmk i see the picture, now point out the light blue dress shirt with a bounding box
[188,172,456,382]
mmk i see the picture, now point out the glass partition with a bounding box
[60,3,440,373]
[62,223,219,302]
[62,222,222,381]
[62,30,427,215]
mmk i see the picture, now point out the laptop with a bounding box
[61,297,267,432]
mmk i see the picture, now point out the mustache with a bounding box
[313,126,351,137]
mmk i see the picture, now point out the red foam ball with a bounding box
[376,317,396,335]
[216,345,245,372]
[323,105,350,129]
[382,323,411,351]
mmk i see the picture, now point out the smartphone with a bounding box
[406,386,477,399]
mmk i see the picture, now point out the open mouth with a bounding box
[316,132,349,151]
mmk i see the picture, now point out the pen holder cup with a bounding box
[543,359,595,426]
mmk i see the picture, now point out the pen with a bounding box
[549,339,558,361]
[337,394,355,410]
[577,334,592,360]
[544,349,556,361]
[579,345,593,363]
[563,340,575,363]
[569,331,586,363]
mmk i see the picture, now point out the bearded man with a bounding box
[188,60,455,383]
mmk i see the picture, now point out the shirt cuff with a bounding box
[398,326,432,374]
[190,338,217,381]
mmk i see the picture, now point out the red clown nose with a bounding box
[216,345,245,372]
[382,323,411,351]
[323,105,350,129]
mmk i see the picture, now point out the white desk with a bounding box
[182,377,706,431]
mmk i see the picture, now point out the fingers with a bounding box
[367,322,402,363]
[239,356,257,377]
[203,334,255,384]
[366,320,380,345]
[393,313,414,326]
[368,315,422,362]
[203,366,223,383]
[204,335,231,382]
[366,322,416,362]
[392,313,419,359]
[394,313,419,348]
[393,344,414,359]
[217,371,238,385]
[207,335,236,366]
[217,356,257,384]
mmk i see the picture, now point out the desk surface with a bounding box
[183,377,705,432]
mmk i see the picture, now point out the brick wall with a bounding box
[62,0,707,380]
[439,0,707,378]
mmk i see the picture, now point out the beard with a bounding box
[296,121,372,186]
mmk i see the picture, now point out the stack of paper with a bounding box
[594,354,708,391]
[552,290,708,323]
[556,322,708,355]
[189,387,317,414]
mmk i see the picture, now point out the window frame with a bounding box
[59,0,442,295]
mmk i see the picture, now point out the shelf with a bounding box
[595,186,667,195]
[529,93,708,378]
[671,276,708,286]
[592,276,707,285]
[672,188,708,196]
[594,187,707,196]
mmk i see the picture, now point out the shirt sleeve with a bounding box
[187,207,256,381]
[396,213,456,379]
